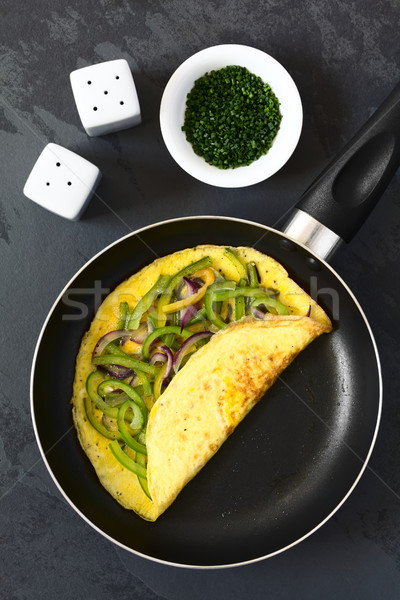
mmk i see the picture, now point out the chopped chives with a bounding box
[182,65,282,169]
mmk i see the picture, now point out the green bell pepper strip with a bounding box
[249,295,290,316]
[137,431,146,445]
[97,380,148,422]
[93,339,125,360]
[92,354,157,376]
[235,278,247,320]
[136,452,151,499]
[116,301,130,330]
[224,248,247,281]
[186,306,207,326]
[102,391,130,407]
[204,280,237,329]
[102,356,152,396]
[97,346,153,396]
[117,400,147,453]
[127,274,170,330]
[84,396,122,440]
[101,344,152,399]
[163,303,180,347]
[86,371,118,418]
[247,262,259,288]
[141,325,194,359]
[156,257,212,328]
[133,371,152,398]
[147,312,157,330]
[104,342,126,357]
[213,287,268,300]
[213,287,289,315]
[109,440,148,479]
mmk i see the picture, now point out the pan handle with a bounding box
[283,81,400,261]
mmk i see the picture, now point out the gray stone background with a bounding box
[1,0,400,598]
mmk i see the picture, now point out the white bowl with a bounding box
[160,44,303,188]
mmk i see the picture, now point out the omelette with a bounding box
[71,245,332,521]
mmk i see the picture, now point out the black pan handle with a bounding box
[283,82,400,259]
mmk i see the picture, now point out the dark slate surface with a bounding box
[1,1,400,598]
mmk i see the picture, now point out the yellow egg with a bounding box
[71,245,331,521]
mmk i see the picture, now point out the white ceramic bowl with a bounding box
[160,44,303,188]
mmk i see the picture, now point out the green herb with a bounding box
[182,65,282,169]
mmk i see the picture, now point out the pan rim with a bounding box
[30,214,382,569]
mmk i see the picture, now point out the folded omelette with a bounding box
[71,245,332,521]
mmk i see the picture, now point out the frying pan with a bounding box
[31,82,400,568]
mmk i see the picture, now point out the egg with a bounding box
[71,245,332,521]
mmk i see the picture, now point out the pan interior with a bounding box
[32,218,380,566]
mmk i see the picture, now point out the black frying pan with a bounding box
[31,83,400,567]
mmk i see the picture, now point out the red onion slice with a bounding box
[102,364,133,379]
[150,352,168,365]
[178,277,200,330]
[177,277,199,300]
[160,345,174,382]
[129,322,150,343]
[93,330,128,357]
[149,346,173,382]
[252,307,266,320]
[182,277,199,295]
[173,331,212,373]
[180,303,198,330]
[92,324,148,358]
[129,374,139,387]
[306,304,311,317]
[147,317,155,335]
